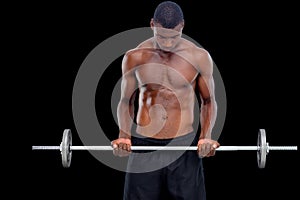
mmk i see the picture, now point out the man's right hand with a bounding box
[111,138,132,157]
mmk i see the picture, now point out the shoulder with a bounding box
[178,39,213,74]
[186,39,213,74]
[181,38,211,61]
[125,38,154,57]
[194,46,213,73]
[122,38,155,71]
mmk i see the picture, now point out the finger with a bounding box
[120,143,127,150]
[210,143,218,155]
[112,143,118,149]
[113,148,119,156]
[198,144,206,158]
[212,143,218,149]
[120,149,131,157]
[114,148,125,157]
[206,143,214,156]
[209,143,217,153]
[201,143,210,155]
[207,149,216,157]
[211,150,216,156]
[126,144,131,152]
[118,149,126,157]
[197,147,205,158]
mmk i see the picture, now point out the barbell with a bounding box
[32,129,297,168]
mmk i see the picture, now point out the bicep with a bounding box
[120,73,137,100]
[197,75,215,104]
[196,50,215,103]
[120,54,137,101]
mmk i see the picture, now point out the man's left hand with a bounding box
[197,138,220,158]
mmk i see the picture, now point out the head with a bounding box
[151,1,185,51]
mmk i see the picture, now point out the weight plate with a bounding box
[257,129,267,168]
[61,129,72,168]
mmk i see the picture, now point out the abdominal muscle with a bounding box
[136,85,195,139]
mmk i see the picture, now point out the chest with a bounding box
[135,52,199,88]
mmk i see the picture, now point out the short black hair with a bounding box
[153,1,184,29]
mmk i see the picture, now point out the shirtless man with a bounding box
[111,1,220,199]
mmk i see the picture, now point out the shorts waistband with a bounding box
[131,132,199,146]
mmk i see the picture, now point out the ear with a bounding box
[150,18,155,30]
[180,20,185,28]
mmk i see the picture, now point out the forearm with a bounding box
[199,99,217,139]
[117,99,134,139]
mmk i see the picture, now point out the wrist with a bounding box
[119,131,131,139]
[199,130,211,140]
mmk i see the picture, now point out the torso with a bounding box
[130,38,202,139]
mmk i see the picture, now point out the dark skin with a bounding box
[111,19,220,157]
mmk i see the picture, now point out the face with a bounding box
[151,21,184,52]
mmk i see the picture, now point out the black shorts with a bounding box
[123,132,206,200]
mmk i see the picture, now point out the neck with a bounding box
[152,40,182,53]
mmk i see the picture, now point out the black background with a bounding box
[28,0,299,199]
